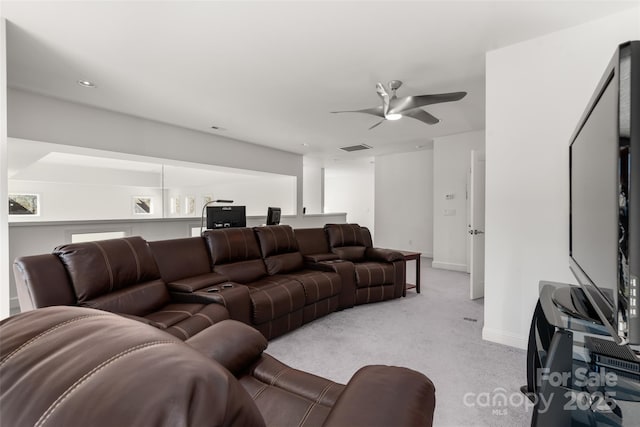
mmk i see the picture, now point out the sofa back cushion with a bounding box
[149,237,212,282]
[361,226,374,248]
[293,227,331,255]
[325,223,365,247]
[325,224,366,261]
[254,225,304,274]
[13,254,78,310]
[54,237,168,315]
[203,228,267,283]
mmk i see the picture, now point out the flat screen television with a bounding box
[206,205,246,229]
[569,41,639,345]
[266,207,281,225]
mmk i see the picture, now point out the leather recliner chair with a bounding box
[324,223,406,305]
[0,306,437,427]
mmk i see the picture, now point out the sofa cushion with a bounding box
[81,279,170,316]
[284,269,341,303]
[214,259,268,284]
[246,277,306,324]
[264,252,305,275]
[325,223,365,248]
[148,237,212,283]
[255,226,304,274]
[13,254,78,309]
[204,228,263,264]
[240,354,344,427]
[54,237,163,304]
[294,227,332,256]
[354,262,396,288]
[361,226,374,248]
[204,228,268,282]
[254,225,298,257]
[144,303,230,340]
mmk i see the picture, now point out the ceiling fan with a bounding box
[332,80,467,130]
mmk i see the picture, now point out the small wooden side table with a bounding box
[395,250,421,295]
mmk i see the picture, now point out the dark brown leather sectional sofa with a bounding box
[14,223,406,340]
[5,224,435,426]
[0,306,436,426]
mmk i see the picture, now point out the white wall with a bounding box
[7,89,304,212]
[374,149,433,256]
[303,156,323,214]
[484,8,640,349]
[324,158,375,233]
[432,130,485,271]
[9,181,164,221]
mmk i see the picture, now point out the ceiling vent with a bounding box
[340,144,372,152]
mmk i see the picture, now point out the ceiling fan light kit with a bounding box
[332,80,466,129]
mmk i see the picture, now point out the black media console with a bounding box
[523,281,640,426]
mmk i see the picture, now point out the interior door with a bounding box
[469,150,486,300]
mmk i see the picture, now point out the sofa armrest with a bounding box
[166,272,230,293]
[170,284,251,325]
[186,320,267,376]
[304,259,348,272]
[365,247,404,262]
[323,365,436,427]
[303,253,340,263]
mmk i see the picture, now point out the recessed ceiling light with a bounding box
[302,143,309,147]
[77,80,96,88]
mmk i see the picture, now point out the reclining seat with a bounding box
[203,228,306,339]
[0,306,265,427]
[324,223,406,305]
[53,236,229,339]
[1,306,437,427]
[253,225,342,324]
[148,236,252,324]
[149,236,230,293]
[294,227,357,309]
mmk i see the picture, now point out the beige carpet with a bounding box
[267,259,531,427]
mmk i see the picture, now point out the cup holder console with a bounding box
[205,283,234,293]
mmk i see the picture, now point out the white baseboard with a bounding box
[431,261,467,272]
[482,327,527,350]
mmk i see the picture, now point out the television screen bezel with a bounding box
[568,41,639,345]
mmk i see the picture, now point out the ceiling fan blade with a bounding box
[389,91,467,114]
[331,105,385,118]
[402,109,440,125]
[369,119,385,130]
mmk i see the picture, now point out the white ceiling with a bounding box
[3,1,638,160]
